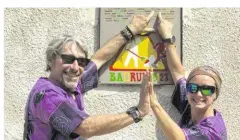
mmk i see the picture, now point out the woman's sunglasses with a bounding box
[186,83,216,96]
[60,54,90,67]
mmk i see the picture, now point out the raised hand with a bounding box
[128,11,155,36]
[157,12,174,39]
[149,82,159,108]
[137,69,151,117]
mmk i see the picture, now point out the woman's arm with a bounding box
[149,82,186,140]
[156,12,185,84]
[151,13,186,139]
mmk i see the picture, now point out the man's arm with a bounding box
[73,113,134,138]
[73,69,152,138]
[157,12,185,84]
[91,34,127,70]
[91,11,155,70]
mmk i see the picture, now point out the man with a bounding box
[23,11,155,140]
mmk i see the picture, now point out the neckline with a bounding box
[192,109,218,125]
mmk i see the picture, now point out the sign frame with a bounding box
[98,8,183,85]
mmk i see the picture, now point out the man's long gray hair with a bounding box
[45,34,88,71]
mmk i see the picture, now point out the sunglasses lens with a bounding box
[77,58,89,67]
[201,89,212,96]
[201,86,215,96]
[61,55,74,64]
[187,83,198,93]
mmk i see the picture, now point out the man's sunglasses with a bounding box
[186,83,216,96]
[60,54,90,67]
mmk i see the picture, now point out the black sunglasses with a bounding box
[60,54,90,67]
[186,83,216,96]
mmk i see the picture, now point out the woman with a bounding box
[147,12,227,140]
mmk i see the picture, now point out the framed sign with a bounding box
[99,8,182,85]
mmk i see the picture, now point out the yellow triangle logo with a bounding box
[110,36,167,71]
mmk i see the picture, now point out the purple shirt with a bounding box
[171,78,227,140]
[24,61,98,140]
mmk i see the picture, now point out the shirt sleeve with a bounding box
[80,60,99,93]
[171,77,188,114]
[32,90,89,138]
[182,124,224,140]
[182,125,209,140]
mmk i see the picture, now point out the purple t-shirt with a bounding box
[171,78,227,140]
[24,61,98,140]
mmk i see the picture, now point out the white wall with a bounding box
[4,8,240,140]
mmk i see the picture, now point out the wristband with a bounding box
[120,26,135,41]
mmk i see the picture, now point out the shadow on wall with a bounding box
[93,8,100,53]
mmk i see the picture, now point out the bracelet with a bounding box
[120,26,135,41]
[126,26,134,39]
